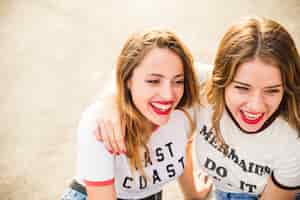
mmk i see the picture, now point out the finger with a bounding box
[198,171,212,188]
[113,119,126,153]
[187,134,195,144]
[94,120,103,141]
[99,120,113,154]
[207,178,213,185]
[106,120,121,154]
[200,173,213,189]
[206,179,213,190]
[198,171,208,179]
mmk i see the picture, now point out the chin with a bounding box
[236,112,267,133]
[239,122,264,133]
[153,117,170,126]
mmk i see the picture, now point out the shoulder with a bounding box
[78,102,103,133]
[271,117,300,190]
[76,104,115,178]
[77,101,115,145]
[79,97,117,131]
[274,117,299,144]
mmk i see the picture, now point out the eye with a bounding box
[264,89,281,95]
[174,79,184,84]
[234,86,249,91]
[145,79,160,84]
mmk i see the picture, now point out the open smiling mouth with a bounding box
[240,110,264,125]
[150,102,173,115]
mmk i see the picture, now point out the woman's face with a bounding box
[128,47,184,126]
[225,58,284,132]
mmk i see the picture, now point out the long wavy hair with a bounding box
[205,17,300,146]
[115,29,200,174]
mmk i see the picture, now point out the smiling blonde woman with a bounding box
[61,29,212,200]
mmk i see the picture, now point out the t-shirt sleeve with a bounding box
[76,103,115,186]
[272,129,300,190]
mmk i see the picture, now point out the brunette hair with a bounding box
[205,17,300,146]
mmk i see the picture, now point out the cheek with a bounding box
[225,90,245,111]
[129,86,150,110]
[130,94,150,117]
[266,95,284,111]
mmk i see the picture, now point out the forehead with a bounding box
[133,47,184,75]
[234,58,282,85]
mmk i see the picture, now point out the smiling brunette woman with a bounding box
[195,17,300,200]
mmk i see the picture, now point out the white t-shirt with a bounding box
[75,103,190,199]
[193,63,300,195]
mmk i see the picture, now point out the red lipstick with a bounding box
[240,111,264,125]
[151,100,174,105]
[150,101,174,115]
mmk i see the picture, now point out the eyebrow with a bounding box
[148,73,184,78]
[232,80,282,89]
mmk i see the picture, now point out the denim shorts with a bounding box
[60,180,162,200]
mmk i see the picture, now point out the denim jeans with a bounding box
[61,188,87,200]
[296,192,300,200]
[215,190,258,200]
[60,185,163,200]
[216,189,300,200]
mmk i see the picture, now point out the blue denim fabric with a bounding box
[216,190,300,200]
[296,192,300,200]
[215,190,258,200]
[60,188,87,200]
[60,187,163,200]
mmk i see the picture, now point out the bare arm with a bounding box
[260,177,298,200]
[86,184,117,200]
[178,141,212,200]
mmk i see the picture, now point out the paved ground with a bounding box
[0,0,299,199]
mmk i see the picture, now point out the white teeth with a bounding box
[242,111,263,119]
[151,103,172,111]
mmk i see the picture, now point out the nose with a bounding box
[160,82,175,100]
[247,92,266,112]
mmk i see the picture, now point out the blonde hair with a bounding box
[115,29,200,174]
[205,17,300,147]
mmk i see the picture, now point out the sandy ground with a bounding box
[0,1,299,199]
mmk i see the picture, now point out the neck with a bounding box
[225,106,280,134]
